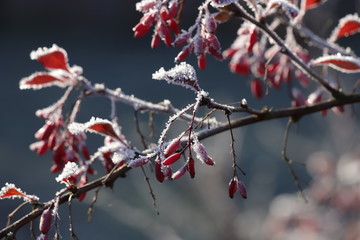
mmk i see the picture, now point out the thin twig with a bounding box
[68,195,80,240]
[87,187,102,223]
[135,110,148,149]
[7,202,28,227]
[281,118,307,202]
[140,166,160,215]
[226,114,245,176]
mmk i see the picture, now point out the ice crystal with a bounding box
[55,162,79,183]
[152,62,201,92]
[0,183,39,202]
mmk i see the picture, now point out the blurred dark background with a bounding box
[1,1,360,239]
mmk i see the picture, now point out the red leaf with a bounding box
[19,72,66,90]
[304,0,327,10]
[311,54,360,73]
[88,123,120,140]
[0,187,26,199]
[329,14,360,42]
[69,117,121,141]
[30,44,69,70]
[0,183,39,202]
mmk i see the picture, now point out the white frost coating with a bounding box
[19,71,71,90]
[266,0,299,19]
[30,44,68,61]
[112,150,135,164]
[0,183,39,202]
[210,0,238,7]
[329,13,360,42]
[310,54,360,73]
[55,162,79,183]
[68,117,113,135]
[152,62,201,92]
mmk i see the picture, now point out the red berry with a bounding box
[168,18,180,35]
[163,153,182,165]
[228,178,238,199]
[250,79,263,99]
[164,138,181,156]
[187,157,195,178]
[237,180,247,199]
[197,53,207,70]
[151,33,161,49]
[155,160,165,183]
[39,208,52,234]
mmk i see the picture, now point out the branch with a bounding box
[0,166,130,239]
[228,3,343,98]
[2,92,360,238]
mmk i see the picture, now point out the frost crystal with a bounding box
[0,183,39,202]
[30,44,68,62]
[68,117,112,135]
[152,62,201,92]
[210,0,238,7]
[56,162,79,183]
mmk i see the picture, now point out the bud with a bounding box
[163,152,182,165]
[39,208,52,234]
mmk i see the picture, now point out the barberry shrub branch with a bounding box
[2,0,360,239]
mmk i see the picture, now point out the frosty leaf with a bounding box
[152,62,201,92]
[329,14,360,42]
[265,0,299,19]
[69,117,121,141]
[304,0,328,10]
[0,183,39,202]
[210,0,238,7]
[55,162,79,185]
[19,72,69,90]
[30,44,69,71]
[311,54,360,73]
